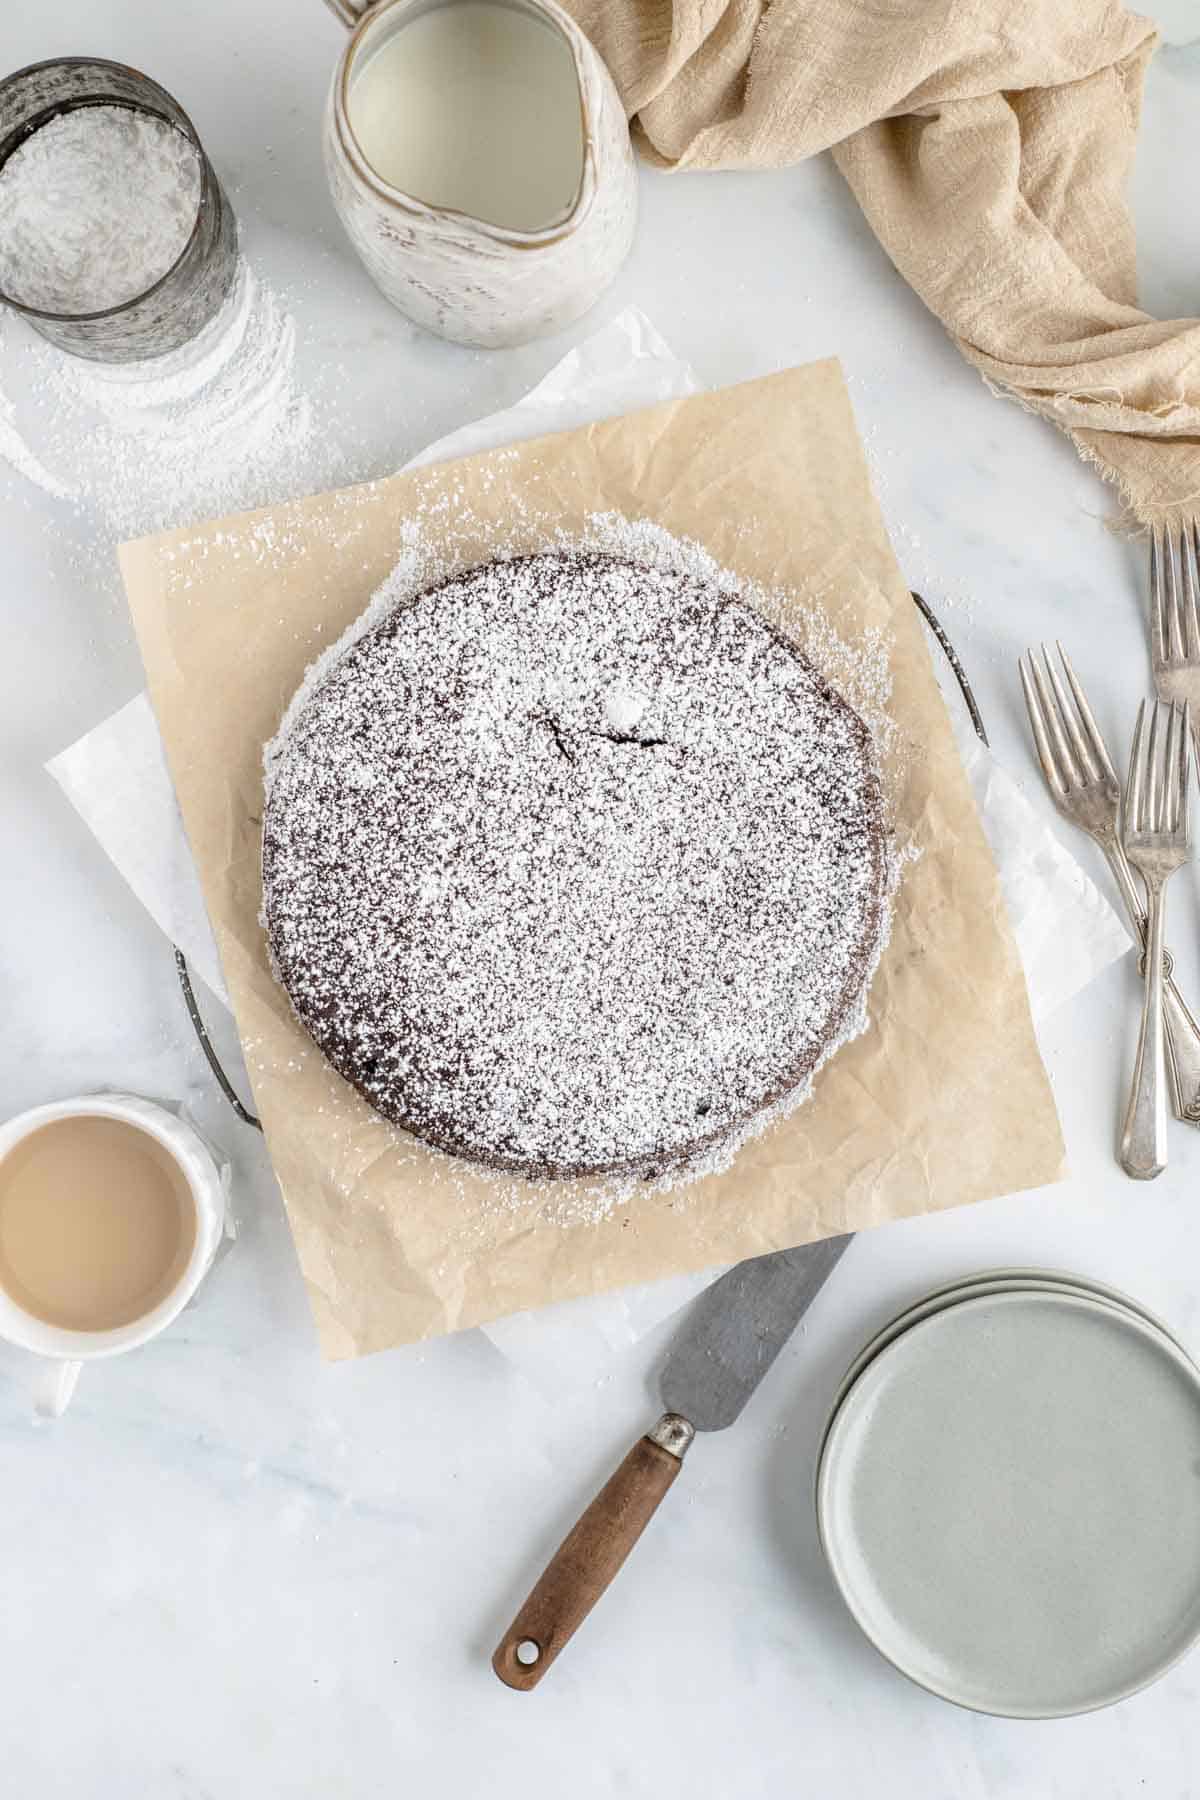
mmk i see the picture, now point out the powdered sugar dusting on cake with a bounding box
[266,508,902,816]
[577,512,903,804]
[263,544,895,1193]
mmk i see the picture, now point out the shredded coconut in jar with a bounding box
[0,105,202,314]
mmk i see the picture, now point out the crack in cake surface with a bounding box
[262,549,889,1178]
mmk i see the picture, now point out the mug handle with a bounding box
[34,1358,83,1419]
[322,0,371,23]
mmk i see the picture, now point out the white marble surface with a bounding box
[3,2,1200,1793]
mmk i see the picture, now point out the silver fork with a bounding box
[1019,645,1200,1124]
[1119,698,1192,1179]
[1149,521,1200,717]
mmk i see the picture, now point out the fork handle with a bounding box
[1120,878,1169,1179]
[1101,842,1200,1123]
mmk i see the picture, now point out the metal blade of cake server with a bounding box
[658,1235,852,1433]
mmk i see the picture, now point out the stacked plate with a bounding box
[815,1269,1200,1717]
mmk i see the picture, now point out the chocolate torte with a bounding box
[262,550,888,1178]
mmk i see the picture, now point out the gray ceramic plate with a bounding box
[817,1269,1194,1467]
[817,1289,1200,1717]
[917,1268,1191,1362]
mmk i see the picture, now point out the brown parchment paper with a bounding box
[119,360,1065,1360]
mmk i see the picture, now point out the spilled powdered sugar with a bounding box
[0,378,72,499]
[0,105,201,314]
[0,257,348,547]
[263,515,904,1223]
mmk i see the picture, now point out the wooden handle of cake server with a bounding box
[492,1413,695,1690]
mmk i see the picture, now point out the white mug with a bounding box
[322,0,639,347]
[0,1093,227,1415]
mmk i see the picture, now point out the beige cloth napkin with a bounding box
[565,0,1200,525]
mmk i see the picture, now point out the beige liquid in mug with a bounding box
[348,1,585,232]
[0,1117,196,1331]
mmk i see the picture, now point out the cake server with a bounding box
[492,1232,851,1688]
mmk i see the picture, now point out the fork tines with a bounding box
[1150,522,1200,667]
[1126,696,1192,843]
[1018,641,1119,799]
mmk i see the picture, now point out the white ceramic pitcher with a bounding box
[322,0,638,347]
